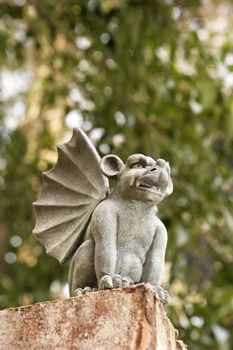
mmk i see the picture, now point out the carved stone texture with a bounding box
[0,284,187,350]
[33,128,173,302]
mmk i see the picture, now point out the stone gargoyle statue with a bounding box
[33,128,173,302]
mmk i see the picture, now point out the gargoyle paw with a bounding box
[73,286,97,296]
[112,274,133,288]
[99,274,134,290]
[154,286,170,304]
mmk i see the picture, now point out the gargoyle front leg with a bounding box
[141,220,169,303]
[92,205,118,290]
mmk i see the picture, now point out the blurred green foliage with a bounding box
[0,0,233,349]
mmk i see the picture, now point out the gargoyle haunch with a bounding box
[33,128,173,302]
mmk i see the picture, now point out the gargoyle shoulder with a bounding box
[92,198,118,223]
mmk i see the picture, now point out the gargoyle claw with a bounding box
[73,288,84,296]
[83,286,92,294]
[154,286,170,304]
[99,275,113,290]
[122,276,134,288]
[112,274,122,288]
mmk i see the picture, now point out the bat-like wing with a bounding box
[33,128,109,264]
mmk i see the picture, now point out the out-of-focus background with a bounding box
[0,0,233,348]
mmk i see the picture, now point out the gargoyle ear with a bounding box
[166,177,173,196]
[100,155,124,179]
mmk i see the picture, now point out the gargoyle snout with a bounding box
[158,169,169,185]
[149,166,158,172]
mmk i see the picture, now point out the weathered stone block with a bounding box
[0,284,186,350]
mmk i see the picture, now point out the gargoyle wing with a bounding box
[33,128,109,264]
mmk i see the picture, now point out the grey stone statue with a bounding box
[33,128,173,302]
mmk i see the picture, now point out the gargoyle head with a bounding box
[100,154,173,205]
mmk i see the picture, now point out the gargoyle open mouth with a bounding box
[136,178,162,195]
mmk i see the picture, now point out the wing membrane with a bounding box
[33,128,109,263]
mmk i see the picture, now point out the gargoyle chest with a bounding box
[116,206,156,251]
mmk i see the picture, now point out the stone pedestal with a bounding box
[0,283,186,350]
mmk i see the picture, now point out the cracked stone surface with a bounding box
[0,283,187,350]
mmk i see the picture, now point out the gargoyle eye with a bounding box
[132,162,144,169]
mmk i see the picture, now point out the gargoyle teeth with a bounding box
[139,183,152,189]
[137,182,161,193]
